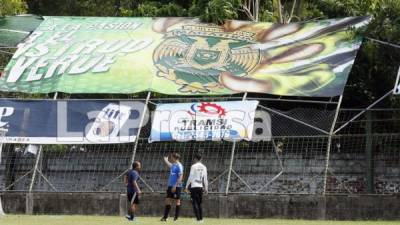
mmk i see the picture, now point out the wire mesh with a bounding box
[325,109,400,194]
[231,137,328,194]
[0,101,398,195]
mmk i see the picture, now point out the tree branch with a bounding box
[277,0,283,23]
[287,0,297,23]
[241,4,255,21]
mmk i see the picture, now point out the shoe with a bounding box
[197,220,204,223]
[125,215,133,221]
[173,217,178,222]
[160,217,167,222]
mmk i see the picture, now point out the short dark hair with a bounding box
[194,153,202,161]
[171,153,181,160]
[132,161,140,169]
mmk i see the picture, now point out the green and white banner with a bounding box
[0,16,370,96]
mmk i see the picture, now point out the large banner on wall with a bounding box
[0,99,145,144]
[0,16,370,97]
[149,101,259,142]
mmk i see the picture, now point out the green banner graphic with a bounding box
[0,16,370,96]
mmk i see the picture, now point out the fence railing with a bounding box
[1,107,399,195]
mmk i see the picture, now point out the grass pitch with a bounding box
[1,215,399,225]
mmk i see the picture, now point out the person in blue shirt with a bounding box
[124,161,142,221]
[161,153,183,222]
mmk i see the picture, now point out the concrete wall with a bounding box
[1,192,400,220]
[2,151,398,194]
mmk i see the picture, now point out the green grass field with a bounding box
[1,215,399,225]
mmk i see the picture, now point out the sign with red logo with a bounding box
[149,101,259,142]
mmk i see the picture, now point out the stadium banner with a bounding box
[0,99,145,144]
[149,101,259,142]
[0,16,370,97]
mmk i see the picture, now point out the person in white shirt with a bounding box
[184,153,208,223]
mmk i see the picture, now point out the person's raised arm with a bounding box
[163,156,172,168]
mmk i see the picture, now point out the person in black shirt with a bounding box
[124,161,142,221]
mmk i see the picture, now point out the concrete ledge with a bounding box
[1,192,399,220]
[1,192,25,214]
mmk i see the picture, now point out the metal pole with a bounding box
[225,142,236,195]
[257,139,284,193]
[100,93,152,192]
[242,92,248,101]
[0,129,7,217]
[392,66,400,94]
[334,89,393,134]
[365,37,400,49]
[365,111,374,193]
[130,92,151,165]
[53,92,58,100]
[323,95,343,195]
[0,96,340,104]
[225,93,247,195]
[28,92,58,192]
[28,145,43,192]
[258,105,330,135]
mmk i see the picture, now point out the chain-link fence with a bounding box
[325,109,400,194]
[0,98,399,195]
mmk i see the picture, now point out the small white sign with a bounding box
[149,101,263,142]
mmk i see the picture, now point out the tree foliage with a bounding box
[0,0,27,16]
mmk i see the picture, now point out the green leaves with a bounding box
[0,0,27,16]
[189,0,241,24]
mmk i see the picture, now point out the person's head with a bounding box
[170,153,181,163]
[193,152,202,163]
[132,161,141,171]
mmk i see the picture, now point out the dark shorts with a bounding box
[190,187,203,204]
[166,186,182,200]
[127,192,139,205]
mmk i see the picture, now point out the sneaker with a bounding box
[173,217,179,222]
[160,217,167,222]
[125,215,133,221]
[197,220,204,223]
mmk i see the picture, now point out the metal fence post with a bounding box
[0,128,7,216]
[225,93,247,195]
[130,92,151,166]
[225,142,236,195]
[323,95,343,195]
[366,111,374,193]
[28,146,43,192]
[27,92,58,192]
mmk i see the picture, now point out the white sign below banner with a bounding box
[149,101,260,142]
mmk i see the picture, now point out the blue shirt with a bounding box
[127,169,139,193]
[168,162,183,187]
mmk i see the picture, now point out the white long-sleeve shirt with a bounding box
[185,162,208,192]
